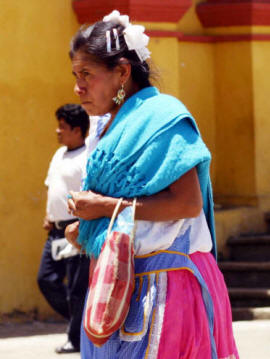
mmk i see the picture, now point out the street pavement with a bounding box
[233,320,270,358]
[0,321,80,359]
[0,320,270,358]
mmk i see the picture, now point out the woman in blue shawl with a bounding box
[66,10,239,359]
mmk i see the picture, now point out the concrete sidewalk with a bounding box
[0,321,80,359]
[0,320,270,358]
[233,320,270,358]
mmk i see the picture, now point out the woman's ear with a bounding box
[117,58,132,84]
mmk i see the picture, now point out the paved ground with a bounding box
[0,320,270,358]
[0,321,79,359]
[233,320,270,358]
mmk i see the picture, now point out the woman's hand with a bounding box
[65,221,82,251]
[68,191,106,220]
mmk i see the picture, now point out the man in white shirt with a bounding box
[37,104,90,354]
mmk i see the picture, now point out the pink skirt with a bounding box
[157,251,239,359]
[81,251,239,359]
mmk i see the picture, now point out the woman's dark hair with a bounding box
[69,21,152,89]
[55,104,89,138]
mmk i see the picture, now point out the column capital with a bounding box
[196,0,270,27]
[72,0,192,24]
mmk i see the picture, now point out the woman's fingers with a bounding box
[68,191,85,209]
[67,190,102,220]
[68,198,76,213]
[65,221,81,251]
[69,190,77,199]
[68,191,79,213]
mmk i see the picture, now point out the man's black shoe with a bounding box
[55,341,80,354]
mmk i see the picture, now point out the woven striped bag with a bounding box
[84,198,136,347]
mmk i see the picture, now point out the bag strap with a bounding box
[131,198,137,239]
[107,197,123,236]
[131,198,137,222]
[107,197,137,237]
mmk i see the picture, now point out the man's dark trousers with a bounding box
[37,226,89,349]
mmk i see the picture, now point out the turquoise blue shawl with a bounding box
[78,87,216,259]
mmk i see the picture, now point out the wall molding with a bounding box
[72,0,192,24]
[147,30,270,43]
[196,0,270,27]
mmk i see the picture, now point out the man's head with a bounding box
[55,104,89,149]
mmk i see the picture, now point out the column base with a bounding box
[196,0,270,27]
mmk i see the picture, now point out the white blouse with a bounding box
[133,209,213,255]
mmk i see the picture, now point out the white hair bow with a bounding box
[103,10,151,62]
[103,10,129,28]
[123,24,150,62]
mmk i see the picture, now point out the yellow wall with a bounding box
[148,37,180,97]
[0,0,78,315]
[178,0,206,34]
[177,41,216,180]
[214,41,257,206]
[204,38,270,208]
[252,41,270,210]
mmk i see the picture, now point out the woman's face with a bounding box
[72,51,121,116]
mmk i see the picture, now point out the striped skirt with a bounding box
[81,251,239,359]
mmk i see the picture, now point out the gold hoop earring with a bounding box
[113,84,126,105]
